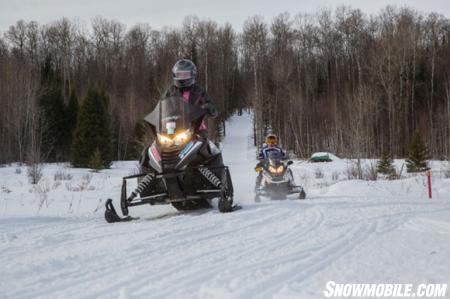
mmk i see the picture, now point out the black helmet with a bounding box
[172,59,197,88]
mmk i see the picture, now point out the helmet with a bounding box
[265,134,278,146]
[172,59,197,88]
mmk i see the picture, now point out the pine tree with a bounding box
[406,130,429,173]
[71,86,113,168]
[39,55,65,161]
[377,151,395,177]
[61,90,79,159]
[128,120,147,160]
[88,148,104,171]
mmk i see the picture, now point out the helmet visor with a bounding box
[174,70,192,80]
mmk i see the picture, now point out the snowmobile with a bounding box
[104,96,237,223]
[254,152,306,201]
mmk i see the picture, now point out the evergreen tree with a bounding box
[406,131,429,173]
[88,147,104,171]
[61,90,79,159]
[377,151,395,177]
[38,55,65,161]
[71,86,113,168]
[129,120,147,160]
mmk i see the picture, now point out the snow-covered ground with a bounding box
[1,112,450,299]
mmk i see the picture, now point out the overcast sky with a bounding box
[1,0,449,32]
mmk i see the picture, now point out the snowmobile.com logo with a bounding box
[323,281,448,297]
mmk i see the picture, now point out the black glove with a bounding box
[201,103,218,118]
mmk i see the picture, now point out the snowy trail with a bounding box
[1,112,450,299]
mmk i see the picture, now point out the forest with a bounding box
[1,6,449,165]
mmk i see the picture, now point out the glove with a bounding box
[201,103,218,117]
[255,166,262,173]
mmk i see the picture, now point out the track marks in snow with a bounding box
[199,204,379,299]
[3,198,450,299]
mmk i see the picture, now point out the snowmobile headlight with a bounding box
[269,165,284,174]
[173,129,192,146]
[157,134,173,146]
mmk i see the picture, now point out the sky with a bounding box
[1,0,450,32]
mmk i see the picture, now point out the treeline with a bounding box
[0,16,242,164]
[1,6,450,165]
[242,7,450,159]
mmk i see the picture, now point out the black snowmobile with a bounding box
[105,96,237,223]
[254,152,306,201]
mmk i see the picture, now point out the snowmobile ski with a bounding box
[104,199,139,223]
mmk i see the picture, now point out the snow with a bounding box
[1,112,450,299]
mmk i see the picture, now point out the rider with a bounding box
[163,59,217,138]
[140,59,220,171]
[255,134,286,190]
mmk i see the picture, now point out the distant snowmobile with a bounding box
[254,152,306,201]
[104,96,237,223]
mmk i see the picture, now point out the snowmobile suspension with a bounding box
[198,167,222,188]
[128,173,155,201]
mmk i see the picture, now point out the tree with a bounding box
[71,86,113,168]
[38,55,65,161]
[406,131,429,172]
[377,151,395,176]
[88,147,104,171]
[62,89,79,157]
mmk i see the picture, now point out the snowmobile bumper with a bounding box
[255,184,305,197]
[104,166,236,223]
[120,170,226,214]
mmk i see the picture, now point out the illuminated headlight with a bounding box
[173,130,192,145]
[157,130,192,147]
[157,134,173,146]
[269,165,284,174]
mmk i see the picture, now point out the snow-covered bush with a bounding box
[33,179,51,213]
[314,168,324,179]
[65,173,94,192]
[362,162,377,181]
[345,162,359,180]
[1,185,12,193]
[332,171,340,181]
[27,163,43,184]
[54,170,73,181]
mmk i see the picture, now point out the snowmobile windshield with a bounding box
[144,96,205,135]
[268,152,284,166]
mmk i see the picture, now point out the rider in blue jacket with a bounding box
[255,134,285,190]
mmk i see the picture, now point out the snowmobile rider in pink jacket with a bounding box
[140,59,220,172]
[163,59,218,138]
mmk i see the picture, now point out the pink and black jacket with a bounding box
[163,84,218,138]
